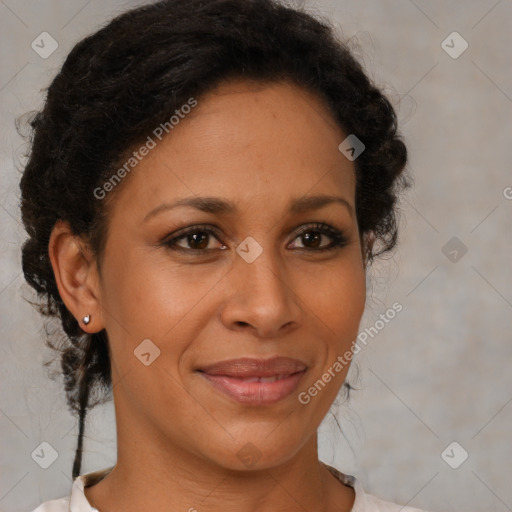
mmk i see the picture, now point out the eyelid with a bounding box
[165,224,223,241]
[294,222,340,237]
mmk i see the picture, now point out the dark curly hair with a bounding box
[18,0,410,480]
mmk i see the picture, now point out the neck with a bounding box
[83,392,355,512]
[84,432,354,512]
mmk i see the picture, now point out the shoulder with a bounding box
[322,463,434,512]
[363,491,434,512]
[28,466,113,512]
[29,497,69,512]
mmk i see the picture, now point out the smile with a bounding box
[198,370,307,405]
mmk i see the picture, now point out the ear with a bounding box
[48,219,105,333]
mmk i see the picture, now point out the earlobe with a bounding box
[48,219,104,332]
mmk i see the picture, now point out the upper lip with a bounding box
[198,356,307,378]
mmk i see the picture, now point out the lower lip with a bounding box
[199,370,306,405]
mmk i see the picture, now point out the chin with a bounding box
[200,431,307,472]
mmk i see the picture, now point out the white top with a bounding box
[30,463,434,512]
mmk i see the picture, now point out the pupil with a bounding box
[303,232,320,248]
[189,233,208,249]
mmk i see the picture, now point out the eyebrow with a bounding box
[142,194,353,223]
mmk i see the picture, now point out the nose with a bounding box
[220,246,302,338]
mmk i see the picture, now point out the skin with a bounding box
[49,78,370,512]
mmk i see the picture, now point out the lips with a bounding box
[197,356,308,405]
[198,356,307,379]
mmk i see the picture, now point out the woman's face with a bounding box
[93,79,366,470]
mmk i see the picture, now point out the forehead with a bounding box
[109,79,355,221]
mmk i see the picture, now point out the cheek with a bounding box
[102,244,217,332]
[294,258,366,340]
[100,252,229,384]
[295,264,364,413]
[332,277,366,342]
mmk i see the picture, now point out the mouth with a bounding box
[196,357,308,405]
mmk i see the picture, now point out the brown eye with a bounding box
[162,225,226,253]
[162,222,348,255]
[180,232,210,250]
[299,231,323,249]
[290,223,349,251]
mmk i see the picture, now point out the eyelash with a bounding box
[161,222,349,254]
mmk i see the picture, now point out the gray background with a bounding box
[1,1,511,511]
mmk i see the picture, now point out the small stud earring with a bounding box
[82,315,91,325]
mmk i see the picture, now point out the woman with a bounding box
[20,0,428,510]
